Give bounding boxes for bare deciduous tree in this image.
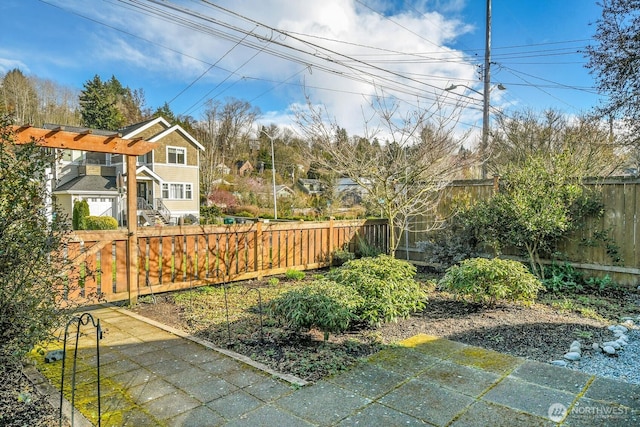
[295,95,470,254]
[488,109,622,177]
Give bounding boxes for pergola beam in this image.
[10,125,157,156]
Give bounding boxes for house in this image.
[50,117,204,226]
[297,178,324,195]
[336,177,370,206]
[274,185,295,198]
[235,160,254,176]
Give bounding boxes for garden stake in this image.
[223,282,234,347]
[59,312,102,427]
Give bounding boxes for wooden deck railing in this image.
[64,219,388,304]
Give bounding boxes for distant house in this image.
[51,116,204,226]
[297,178,324,195]
[235,160,254,176]
[215,163,231,175]
[336,177,370,206]
[274,185,295,198]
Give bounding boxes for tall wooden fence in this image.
[64,219,388,304]
[398,176,640,286]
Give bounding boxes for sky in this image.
[0,0,605,141]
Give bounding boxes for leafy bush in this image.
[326,255,426,326]
[285,269,305,281]
[0,124,74,369]
[267,277,280,286]
[542,261,584,293]
[85,216,118,230]
[332,248,355,266]
[439,257,543,306]
[543,261,616,294]
[72,199,90,230]
[200,205,223,224]
[267,280,363,340]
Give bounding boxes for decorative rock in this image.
[551,360,568,367]
[621,319,636,329]
[592,343,601,351]
[569,347,581,355]
[564,352,581,361]
[602,345,616,356]
[608,325,618,332]
[616,325,629,333]
[570,340,581,349]
[44,350,64,363]
[602,341,621,350]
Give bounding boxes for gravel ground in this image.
[566,328,640,384]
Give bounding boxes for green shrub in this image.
[200,205,223,224]
[439,257,543,306]
[285,269,305,281]
[0,127,73,369]
[332,248,355,266]
[267,277,280,286]
[72,199,90,230]
[267,280,363,340]
[85,216,118,230]
[542,261,584,294]
[326,255,427,326]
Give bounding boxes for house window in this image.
[167,147,186,165]
[162,183,192,200]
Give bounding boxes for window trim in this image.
[161,182,193,200]
[166,146,187,165]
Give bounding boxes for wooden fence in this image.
[64,219,388,304]
[398,176,640,286]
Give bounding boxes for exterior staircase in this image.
[137,197,171,226]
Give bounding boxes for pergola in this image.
[10,124,157,303]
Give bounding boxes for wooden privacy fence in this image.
[398,176,640,286]
[64,219,388,304]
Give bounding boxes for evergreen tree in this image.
[79,75,124,130]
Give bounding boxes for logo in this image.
[548,403,568,422]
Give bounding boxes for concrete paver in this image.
[37,305,640,426]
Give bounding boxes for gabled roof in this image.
[136,165,163,183]
[122,116,205,151]
[120,116,170,138]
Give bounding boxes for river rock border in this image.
[550,316,640,367]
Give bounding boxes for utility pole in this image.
[481,0,492,179]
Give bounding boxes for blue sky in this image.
[0,0,604,138]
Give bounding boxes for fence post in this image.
[492,174,500,193]
[126,155,138,306]
[255,220,263,279]
[328,217,335,266]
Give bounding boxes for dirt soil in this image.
[0,364,62,427]
[130,290,616,381]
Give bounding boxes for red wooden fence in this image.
[64,219,388,304]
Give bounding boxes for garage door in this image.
[87,197,115,216]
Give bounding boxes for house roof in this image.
[121,117,205,151]
[54,175,117,193]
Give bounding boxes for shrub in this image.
[332,248,355,266]
[72,199,90,230]
[200,205,223,224]
[285,269,305,281]
[85,216,118,230]
[439,257,543,306]
[326,255,427,326]
[267,280,363,340]
[267,277,280,286]
[226,204,259,217]
[542,261,584,294]
[0,124,74,370]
